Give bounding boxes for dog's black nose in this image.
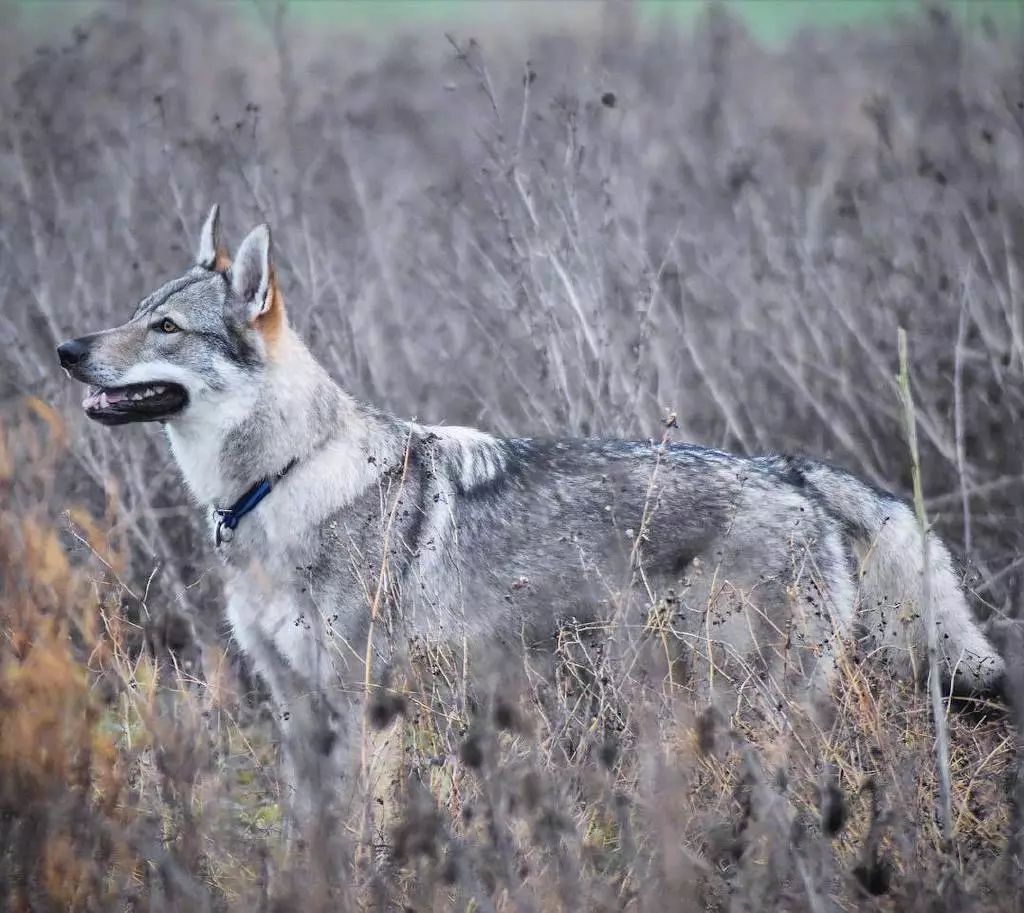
[57,338,88,368]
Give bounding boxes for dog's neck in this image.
[165,328,372,508]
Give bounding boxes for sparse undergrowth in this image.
[0,399,1020,911]
[3,1,1024,910]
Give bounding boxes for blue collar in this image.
[214,459,297,547]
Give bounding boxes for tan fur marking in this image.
[254,269,286,354]
[213,248,231,272]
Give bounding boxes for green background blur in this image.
[12,0,1024,46]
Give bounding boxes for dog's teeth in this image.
[98,392,109,408]
[154,385,165,394]
[131,393,143,401]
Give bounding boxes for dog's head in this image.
[57,206,287,426]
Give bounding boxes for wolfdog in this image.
[58,206,1004,822]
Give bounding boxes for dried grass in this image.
[2,2,1024,910]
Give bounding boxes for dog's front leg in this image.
[276,688,360,841]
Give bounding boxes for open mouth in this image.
[82,382,188,425]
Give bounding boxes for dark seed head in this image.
[368,693,405,730]
[598,737,618,770]
[368,700,390,730]
[459,733,484,769]
[601,91,617,108]
[820,774,846,837]
[774,766,788,793]
[853,858,891,896]
[313,727,338,757]
[440,851,460,885]
[493,698,518,732]
[147,612,194,657]
[391,785,443,863]
[520,770,543,811]
[695,705,718,756]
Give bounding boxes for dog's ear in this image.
[196,204,230,271]
[230,223,275,321]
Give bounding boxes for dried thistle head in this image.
[367,692,406,731]
[819,764,846,838]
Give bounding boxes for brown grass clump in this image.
[0,405,278,910]
[0,408,133,910]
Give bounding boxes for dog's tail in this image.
[763,456,1004,693]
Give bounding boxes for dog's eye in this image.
[156,318,180,334]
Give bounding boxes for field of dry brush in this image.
[2,2,1024,910]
